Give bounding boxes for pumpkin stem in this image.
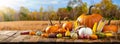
[64,17,70,21]
[48,16,53,26]
[87,5,94,15]
[108,17,113,25]
[59,16,61,24]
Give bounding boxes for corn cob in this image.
[74,20,79,31]
[92,22,98,34]
[97,19,106,32]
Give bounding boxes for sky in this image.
[0,0,119,11]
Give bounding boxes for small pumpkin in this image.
[41,33,49,37]
[29,31,36,35]
[45,26,59,33]
[62,21,73,31]
[54,17,62,28]
[55,16,67,33]
[45,17,59,33]
[102,18,118,33]
[90,34,98,40]
[55,16,63,28]
[76,5,102,29]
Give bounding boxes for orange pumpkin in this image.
[103,25,118,33]
[29,31,36,35]
[45,26,59,33]
[41,33,49,37]
[45,17,59,33]
[54,23,62,29]
[77,5,102,29]
[54,16,63,28]
[102,18,118,33]
[62,21,73,31]
[90,34,98,40]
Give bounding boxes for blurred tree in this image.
[2,7,16,21]
[67,0,88,20]
[50,11,58,20]
[74,2,88,20]
[0,11,4,21]
[31,11,38,20]
[67,6,72,12]
[95,0,119,20]
[39,6,44,20]
[48,6,58,20]
[42,11,49,20]
[57,8,70,20]
[19,6,30,20]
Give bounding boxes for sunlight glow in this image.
[0,0,16,7]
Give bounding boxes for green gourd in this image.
[70,32,78,39]
[56,33,62,38]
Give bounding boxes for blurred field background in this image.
[0,20,119,31]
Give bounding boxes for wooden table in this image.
[0,30,120,43]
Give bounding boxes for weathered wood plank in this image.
[3,30,35,42]
[23,35,40,42]
[74,39,86,42]
[38,37,56,42]
[5,31,18,36]
[0,31,17,42]
[64,39,74,42]
[3,31,20,42]
[10,35,29,42]
[0,35,9,42]
[0,31,12,35]
[0,30,120,42]
[9,31,32,42]
[56,38,65,42]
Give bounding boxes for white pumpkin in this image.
[78,27,93,36]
